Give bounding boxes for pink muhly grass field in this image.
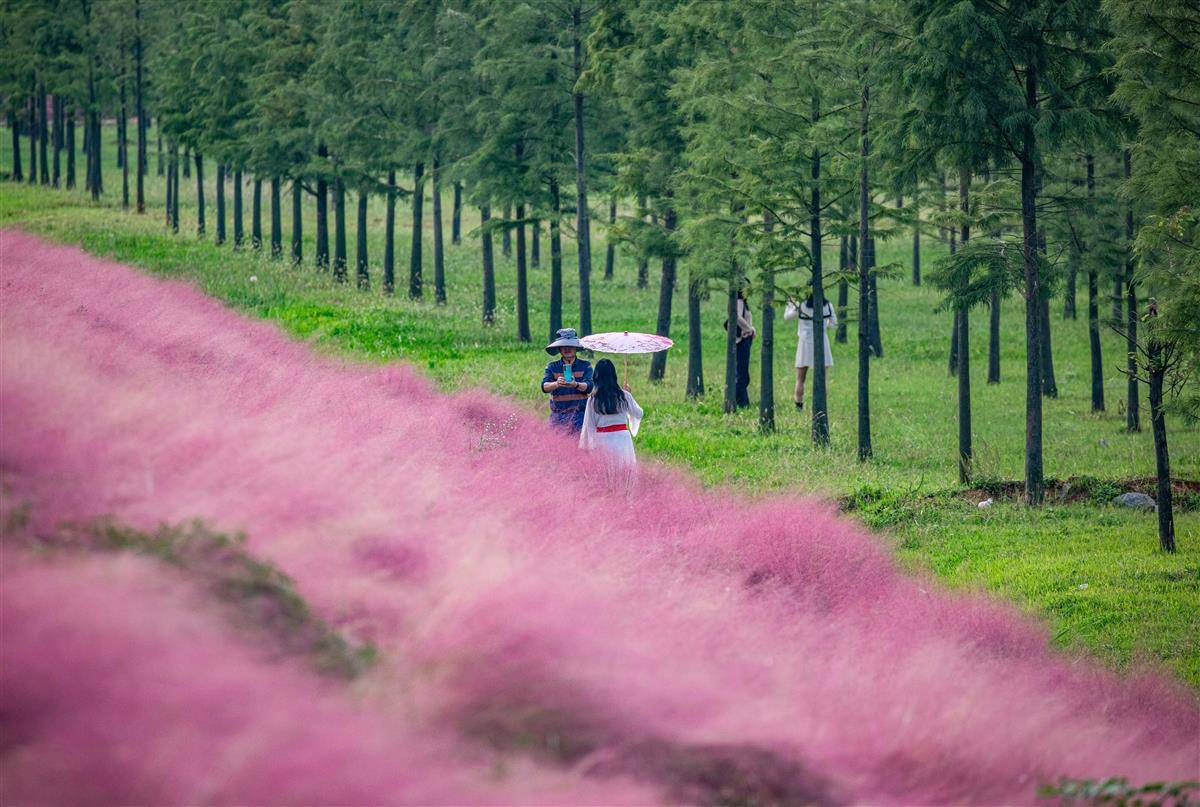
[1,229,1197,804]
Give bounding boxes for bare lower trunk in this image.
[548,182,562,338]
[1021,64,1044,505]
[1147,334,1175,552]
[649,204,677,382]
[433,158,446,304]
[383,169,395,292]
[195,153,205,236]
[233,169,244,248]
[215,164,226,244]
[333,180,346,281]
[956,169,972,483]
[356,190,369,289]
[481,204,496,324]
[1124,149,1139,432]
[515,201,530,341]
[759,211,775,432]
[856,85,872,461]
[291,179,301,265]
[409,162,424,299]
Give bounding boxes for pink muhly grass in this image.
[1,230,1197,804]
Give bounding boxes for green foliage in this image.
[1039,776,1199,807]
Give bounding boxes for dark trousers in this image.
[735,335,753,408]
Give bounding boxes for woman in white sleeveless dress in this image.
[579,358,643,467]
[784,294,837,410]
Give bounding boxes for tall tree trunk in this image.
[912,199,921,285]
[502,203,512,257]
[1063,251,1077,319]
[409,161,424,299]
[1037,229,1058,398]
[856,84,873,461]
[451,181,462,245]
[156,117,163,176]
[90,104,101,197]
[215,164,226,244]
[723,275,739,414]
[170,146,179,232]
[949,310,961,376]
[38,84,48,185]
[1021,64,1044,505]
[28,91,37,187]
[333,179,347,281]
[383,169,395,291]
[290,179,301,265]
[316,173,330,263]
[1123,149,1139,432]
[164,145,173,227]
[480,203,496,324]
[572,1,593,335]
[269,176,282,258]
[836,235,849,344]
[549,182,562,339]
[649,204,677,381]
[432,157,446,304]
[957,169,972,483]
[9,108,22,181]
[65,103,74,188]
[531,218,541,268]
[119,62,129,207]
[1085,155,1104,411]
[233,168,244,248]
[51,94,61,186]
[686,272,704,398]
[356,189,369,289]
[135,0,145,212]
[1147,326,1175,553]
[987,290,1001,383]
[810,140,829,446]
[759,211,775,432]
[252,178,263,250]
[515,200,530,341]
[866,236,882,358]
[315,145,328,268]
[194,153,205,236]
[604,196,616,280]
[636,194,649,289]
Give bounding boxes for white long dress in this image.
[579,391,643,466]
[784,300,837,368]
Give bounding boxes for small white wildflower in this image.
[978,498,993,508]
[1077,583,1089,590]
[249,275,258,283]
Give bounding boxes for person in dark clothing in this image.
[734,289,756,408]
[540,328,594,433]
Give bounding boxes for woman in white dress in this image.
[579,358,643,467]
[784,294,837,411]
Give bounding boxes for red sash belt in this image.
[596,423,628,433]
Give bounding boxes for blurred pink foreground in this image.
[1,230,1196,805]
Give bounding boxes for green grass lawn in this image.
[2,126,1197,690]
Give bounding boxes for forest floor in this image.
[1,127,1197,690]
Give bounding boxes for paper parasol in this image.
[580,331,674,354]
[580,332,673,378]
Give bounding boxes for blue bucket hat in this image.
[546,327,585,355]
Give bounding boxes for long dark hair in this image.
[592,358,625,415]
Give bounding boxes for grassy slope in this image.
[2,128,1196,689]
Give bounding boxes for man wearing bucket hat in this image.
[541,328,594,433]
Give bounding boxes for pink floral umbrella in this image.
[581,331,673,379]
